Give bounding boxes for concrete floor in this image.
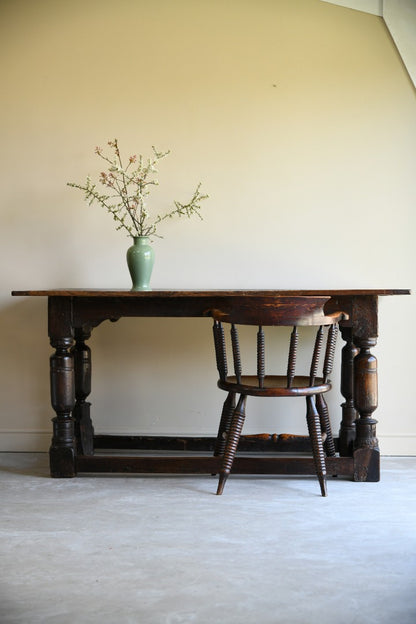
[1,454,416,624]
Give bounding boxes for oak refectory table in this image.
[11,289,410,480]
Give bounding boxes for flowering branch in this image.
[67,139,208,238]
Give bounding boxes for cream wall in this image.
[1,0,415,454]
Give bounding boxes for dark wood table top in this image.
[11,288,411,297]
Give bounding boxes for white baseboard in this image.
[1,430,415,456]
[0,431,51,452]
[378,435,416,456]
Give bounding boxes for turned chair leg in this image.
[306,395,327,497]
[315,393,336,457]
[217,395,247,495]
[214,392,236,457]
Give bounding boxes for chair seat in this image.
[218,375,331,397]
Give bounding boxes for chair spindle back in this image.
[213,320,339,388]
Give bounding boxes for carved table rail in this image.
[11,289,410,481]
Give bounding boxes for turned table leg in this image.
[72,328,94,456]
[48,296,77,477]
[353,336,379,481]
[49,336,76,477]
[339,326,358,457]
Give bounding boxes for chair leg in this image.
[306,395,327,497]
[217,394,247,495]
[315,393,336,457]
[213,392,236,457]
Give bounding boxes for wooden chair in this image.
[211,298,346,497]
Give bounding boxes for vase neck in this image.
[133,236,150,244]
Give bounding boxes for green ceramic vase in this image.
[126,236,155,291]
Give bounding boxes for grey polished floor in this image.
[1,453,416,624]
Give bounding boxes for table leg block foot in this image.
[353,447,380,482]
[73,402,94,456]
[49,446,77,478]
